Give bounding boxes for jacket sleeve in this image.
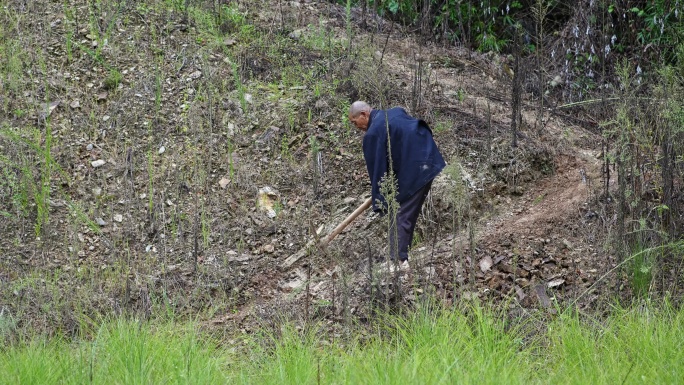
[363,132,389,213]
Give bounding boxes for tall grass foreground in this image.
[1,303,683,384]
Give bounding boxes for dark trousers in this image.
[389,180,433,261]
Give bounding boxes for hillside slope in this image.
[1,0,618,336]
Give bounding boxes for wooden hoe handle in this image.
[280,197,373,269]
[321,197,373,246]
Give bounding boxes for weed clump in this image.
[103,69,122,90]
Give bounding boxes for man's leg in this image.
[389,181,433,262]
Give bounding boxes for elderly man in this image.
[349,101,445,269]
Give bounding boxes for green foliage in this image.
[0,124,54,237]
[103,68,122,90]
[616,1,684,61]
[302,20,337,51]
[627,242,655,297]
[227,139,235,182]
[187,1,251,43]
[147,148,154,213]
[0,38,25,95]
[201,204,210,248]
[599,49,684,300]
[280,134,292,161]
[432,120,449,133]
[332,0,531,52]
[442,162,469,214]
[220,3,247,27]
[383,0,418,20]
[232,61,247,112]
[0,143,27,215]
[85,0,122,62]
[155,59,164,114]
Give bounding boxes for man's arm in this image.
[363,132,388,213]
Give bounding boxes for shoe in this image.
[378,260,410,274]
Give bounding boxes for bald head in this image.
[349,101,371,117]
[349,101,372,131]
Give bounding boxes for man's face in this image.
[349,111,369,132]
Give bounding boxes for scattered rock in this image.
[224,122,236,136]
[281,278,303,291]
[562,239,573,249]
[91,159,106,168]
[514,285,526,300]
[95,217,106,226]
[228,252,251,263]
[479,255,493,273]
[48,199,66,208]
[39,101,60,119]
[257,186,280,218]
[533,284,552,308]
[113,214,123,223]
[289,29,304,39]
[511,186,525,196]
[314,99,328,110]
[343,197,356,204]
[219,177,230,189]
[488,275,503,289]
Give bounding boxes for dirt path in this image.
[377,37,604,255]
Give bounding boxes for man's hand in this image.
[365,211,382,225]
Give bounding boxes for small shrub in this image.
[103,69,122,90]
[628,244,654,297]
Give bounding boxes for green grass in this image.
[2,304,683,384]
[543,304,684,384]
[0,320,228,384]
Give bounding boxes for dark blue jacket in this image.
[363,107,446,212]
